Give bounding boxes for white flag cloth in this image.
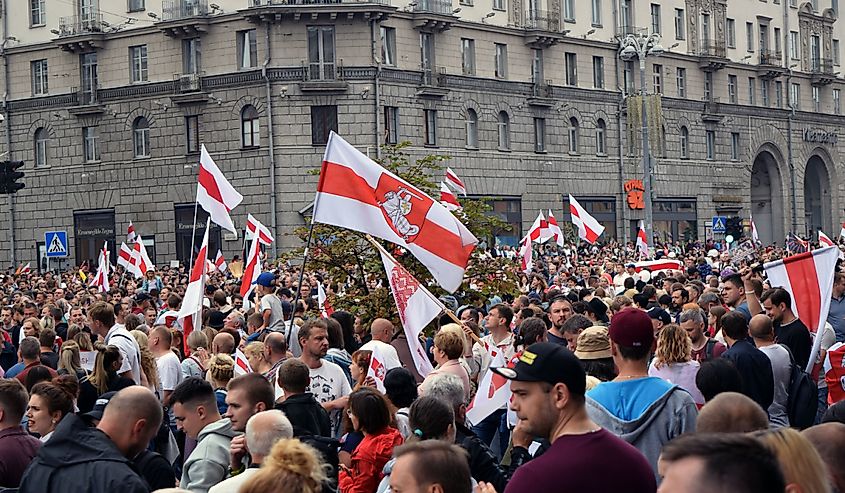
[317,283,334,318]
[127,221,137,243]
[214,250,227,273]
[313,132,477,293]
[634,259,683,274]
[155,309,181,329]
[568,194,605,244]
[466,341,509,426]
[366,343,389,393]
[547,210,564,247]
[240,234,262,298]
[518,236,533,274]
[246,213,274,245]
[178,219,211,353]
[439,182,461,211]
[840,222,845,239]
[751,215,760,243]
[819,230,835,248]
[764,246,839,373]
[527,212,552,243]
[377,246,437,378]
[636,220,649,258]
[445,167,467,196]
[133,239,155,276]
[234,348,253,376]
[197,145,243,234]
[90,243,110,293]
[118,242,139,277]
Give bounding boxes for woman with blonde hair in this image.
[77,343,134,413]
[57,340,89,384]
[22,317,42,338]
[131,330,160,396]
[648,323,704,406]
[239,438,326,493]
[243,341,272,375]
[207,353,234,414]
[67,325,93,351]
[755,428,832,493]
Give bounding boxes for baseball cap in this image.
[647,306,671,325]
[83,391,117,422]
[134,292,152,303]
[255,272,276,287]
[626,263,636,268]
[574,326,612,360]
[493,342,586,397]
[608,307,655,348]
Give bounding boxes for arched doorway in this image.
[751,150,784,244]
[804,155,832,236]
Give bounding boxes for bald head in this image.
[245,410,293,461]
[213,332,235,355]
[371,318,395,343]
[264,332,287,362]
[98,386,163,458]
[802,423,845,493]
[696,392,769,433]
[748,314,775,341]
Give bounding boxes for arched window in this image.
[595,119,606,155]
[497,111,510,150]
[132,117,150,158]
[465,108,479,148]
[568,117,579,153]
[241,105,260,148]
[34,127,49,166]
[680,126,689,159]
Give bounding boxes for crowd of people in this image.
[0,237,844,493]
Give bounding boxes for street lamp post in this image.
[619,32,664,252]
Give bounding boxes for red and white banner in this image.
[547,210,564,247]
[317,282,334,318]
[366,343,389,393]
[568,194,605,244]
[178,219,211,355]
[15,263,31,276]
[824,342,845,404]
[197,145,243,234]
[378,246,437,378]
[89,243,110,293]
[636,220,649,258]
[466,341,509,425]
[234,348,253,376]
[764,246,839,372]
[518,236,533,273]
[118,242,136,275]
[246,213,274,246]
[444,167,467,196]
[214,250,227,273]
[634,259,683,274]
[155,309,181,329]
[133,240,154,276]
[240,234,262,298]
[127,221,137,243]
[439,182,461,211]
[819,230,835,248]
[527,212,552,244]
[313,132,477,293]
[751,215,760,243]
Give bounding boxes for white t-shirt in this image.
[156,351,184,392]
[105,325,142,385]
[358,340,401,370]
[308,359,352,404]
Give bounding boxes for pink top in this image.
[421,359,471,402]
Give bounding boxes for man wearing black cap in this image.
[585,308,697,479]
[494,342,655,493]
[646,306,671,336]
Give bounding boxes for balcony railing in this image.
[421,66,446,86]
[616,25,647,38]
[162,0,209,21]
[414,0,454,15]
[699,39,726,58]
[532,79,553,98]
[58,13,104,36]
[524,10,560,32]
[251,0,387,4]
[174,73,203,92]
[72,86,99,105]
[811,57,834,74]
[759,49,782,66]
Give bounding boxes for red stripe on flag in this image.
[198,165,230,211]
[783,251,822,333]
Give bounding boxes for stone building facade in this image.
[1,0,844,268]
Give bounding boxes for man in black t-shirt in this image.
[761,287,812,370]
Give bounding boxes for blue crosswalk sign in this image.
[712,216,727,234]
[45,231,68,258]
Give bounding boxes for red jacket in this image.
[339,427,403,493]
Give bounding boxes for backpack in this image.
[703,339,718,361]
[299,435,340,493]
[786,349,818,429]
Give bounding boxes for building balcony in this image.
[528,79,555,107]
[171,72,210,104]
[522,11,563,48]
[697,39,727,71]
[810,58,836,86]
[158,0,210,37]
[412,0,456,31]
[244,0,394,23]
[67,86,105,116]
[701,97,723,122]
[615,25,648,39]
[757,50,786,80]
[299,61,350,92]
[417,66,449,97]
[55,14,106,52]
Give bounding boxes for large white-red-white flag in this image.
[518,236,533,273]
[377,244,437,377]
[440,182,461,212]
[764,246,839,373]
[634,259,683,274]
[240,233,261,298]
[214,250,227,273]
[819,230,835,248]
[178,219,210,355]
[234,348,253,376]
[750,214,760,243]
[568,194,605,244]
[547,210,564,247]
[133,240,154,276]
[636,220,649,258]
[466,341,510,425]
[317,282,334,318]
[444,167,467,196]
[197,145,243,234]
[527,212,552,244]
[313,132,477,293]
[90,243,110,293]
[118,242,137,276]
[127,221,138,243]
[246,213,274,246]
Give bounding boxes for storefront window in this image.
[175,205,221,267]
[74,209,116,267]
[651,199,697,243]
[473,197,522,248]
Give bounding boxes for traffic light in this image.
[0,160,25,194]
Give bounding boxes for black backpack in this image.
[299,435,340,493]
[786,349,818,429]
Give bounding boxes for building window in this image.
[421,33,436,84]
[495,43,508,79]
[730,132,740,160]
[762,80,770,106]
[174,206,220,266]
[680,126,689,159]
[705,129,715,160]
[652,64,663,94]
[185,116,199,153]
[381,27,396,66]
[650,4,661,34]
[128,0,145,12]
[424,109,437,146]
[132,117,150,158]
[129,45,148,83]
[534,117,546,152]
[748,77,756,105]
[307,26,336,80]
[623,60,634,93]
[568,117,579,153]
[237,29,258,69]
[676,67,686,97]
[182,38,201,74]
[80,52,98,105]
[83,126,98,162]
[726,19,736,48]
[30,0,45,26]
[461,38,476,76]
[493,0,506,10]
[563,0,575,21]
[311,105,338,145]
[746,22,754,51]
[591,0,602,26]
[565,52,577,85]
[834,88,841,114]
[531,49,544,84]
[241,105,260,148]
[592,56,604,88]
[31,60,48,96]
[595,119,606,155]
[790,31,799,59]
[790,82,800,109]
[728,74,737,103]
[497,111,510,150]
[384,106,399,144]
[465,109,479,148]
[775,81,783,107]
[566,198,619,241]
[674,8,685,40]
[774,27,782,54]
[834,39,841,65]
[34,128,48,167]
[812,86,820,112]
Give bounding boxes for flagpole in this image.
[290,197,321,334]
[188,195,199,271]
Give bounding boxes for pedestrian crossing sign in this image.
[45,231,68,258]
[712,216,727,234]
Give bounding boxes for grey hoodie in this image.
[181,418,238,493]
[586,385,697,478]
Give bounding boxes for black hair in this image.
[581,358,617,382]
[695,358,743,402]
[170,377,216,409]
[409,396,454,441]
[384,368,418,409]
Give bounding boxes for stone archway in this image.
[751,150,785,244]
[804,155,832,236]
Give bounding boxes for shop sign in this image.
[624,179,645,210]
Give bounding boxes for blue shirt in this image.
[5,362,25,378]
[828,295,845,343]
[586,377,674,421]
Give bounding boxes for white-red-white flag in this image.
[317,282,334,318]
[518,236,533,274]
[234,348,253,376]
[17,263,31,276]
[750,214,760,243]
[634,259,683,274]
[377,246,438,378]
[366,343,389,393]
[240,233,261,298]
[466,341,509,425]
[197,145,243,234]
[764,246,839,373]
[568,195,605,244]
[246,213,274,246]
[313,132,477,293]
[444,167,467,196]
[89,243,110,293]
[526,212,552,244]
[547,210,564,247]
[823,342,845,404]
[127,221,137,243]
[178,219,210,355]
[118,242,136,275]
[133,239,154,276]
[819,230,835,248]
[636,220,649,258]
[440,182,461,211]
[214,249,227,273]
